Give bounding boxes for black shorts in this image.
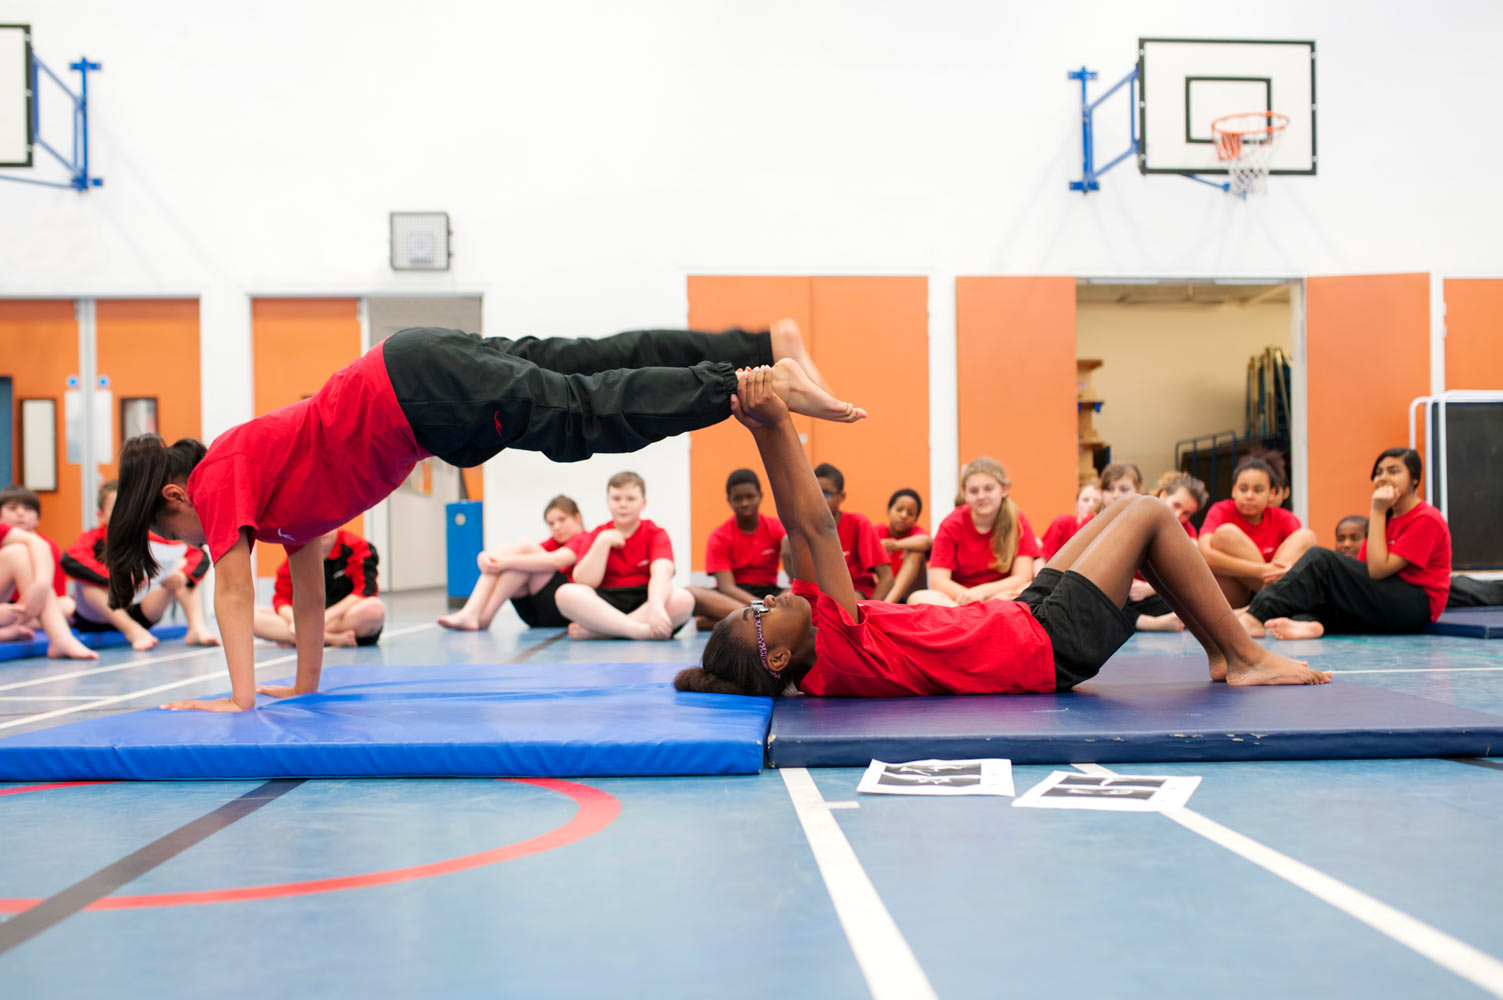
[355,627,383,647]
[71,604,155,633]
[1124,592,1172,620]
[510,571,570,629]
[596,586,651,615]
[1015,568,1135,690]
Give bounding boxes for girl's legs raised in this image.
[1070,498,1328,685]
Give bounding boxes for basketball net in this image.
[1212,112,1290,197]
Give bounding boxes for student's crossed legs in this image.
[1045,496,1328,685]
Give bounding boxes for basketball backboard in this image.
[0,24,32,167]
[1138,38,1316,176]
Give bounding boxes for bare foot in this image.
[48,636,99,660]
[184,629,221,647]
[128,630,160,652]
[757,359,867,423]
[324,630,358,647]
[1136,612,1185,633]
[1236,611,1266,638]
[1265,617,1326,640]
[1208,652,1228,683]
[437,612,484,631]
[1226,648,1331,686]
[768,318,831,392]
[0,623,34,643]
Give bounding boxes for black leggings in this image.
[1247,546,1432,634]
[383,327,773,467]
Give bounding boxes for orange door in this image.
[806,276,929,533]
[686,278,813,572]
[955,277,1077,533]
[1305,274,1430,546]
[250,298,364,576]
[1444,279,1503,391]
[0,301,81,545]
[96,299,202,502]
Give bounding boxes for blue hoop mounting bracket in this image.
[0,47,104,193]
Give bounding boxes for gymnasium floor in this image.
[1,591,1501,999]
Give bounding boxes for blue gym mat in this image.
[0,623,188,662]
[1427,607,1503,639]
[0,662,772,780]
[766,655,1503,767]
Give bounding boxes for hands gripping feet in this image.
[737,359,867,423]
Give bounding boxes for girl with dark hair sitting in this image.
[1239,448,1452,640]
[675,369,1329,700]
[106,322,864,712]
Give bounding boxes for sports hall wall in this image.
[3,1,1501,581]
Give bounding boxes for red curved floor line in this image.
[0,777,619,912]
[0,781,114,797]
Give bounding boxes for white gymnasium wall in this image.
[3,0,1500,577]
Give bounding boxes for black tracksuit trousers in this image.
[1247,546,1432,634]
[383,326,773,467]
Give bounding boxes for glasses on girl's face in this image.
[749,599,777,676]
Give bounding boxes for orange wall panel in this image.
[686,277,813,572]
[250,298,363,575]
[807,276,929,531]
[955,277,1077,532]
[96,299,202,496]
[1305,274,1430,546]
[1444,279,1503,391]
[0,301,81,546]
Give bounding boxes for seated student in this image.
[908,457,1040,606]
[64,479,218,650]
[1040,481,1103,562]
[802,463,892,601]
[0,519,95,658]
[687,469,787,630]
[1197,456,1317,607]
[674,368,1328,699]
[554,471,694,640]
[1333,515,1368,558]
[0,486,75,623]
[1241,448,1452,639]
[439,495,588,631]
[254,528,386,647]
[1098,462,1142,505]
[875,488,931,604]
[1120,473,1209,632]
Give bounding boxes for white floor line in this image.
[1073,763,1503,997]
[0,622,440,731]
[0,695,114,701]
[1334,666,1503,675]
[0,646,222,693]
[780,768,937,1000]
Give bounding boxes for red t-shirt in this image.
[1199,500,1301,562]
[1040,514,1090,561]
[705,514,786,588]
[874,523,930,575]
[541,535,589,582]
[188,340,430,564]
[272,529,379,611]
[792,579,1055,697]
[929,506,1042,588]
[578,519,674,589]
[1358,501,1453,621]
[835,511,888,598]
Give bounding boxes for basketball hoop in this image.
[1211,111,1289,197]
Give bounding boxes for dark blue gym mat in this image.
[766,655,1503,766]
[0,662,773,779]
[0,623,188,662]
[1426,607,1503,639]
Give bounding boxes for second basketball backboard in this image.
[1138,38,1316,176]
[0,24,32,167]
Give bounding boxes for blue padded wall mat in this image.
[1427,608,1503,639]
[767,655,1503,767]
[0,624,188,662]
[0,662,773,780]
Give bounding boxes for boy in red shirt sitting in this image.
[687,468,787,630]
[0,486,75,623]
[676,369,1328,698]
[255,528,386,646]
[812,462,891,600]
[554,471,694,640]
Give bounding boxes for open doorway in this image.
[1075,279,1295,527]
